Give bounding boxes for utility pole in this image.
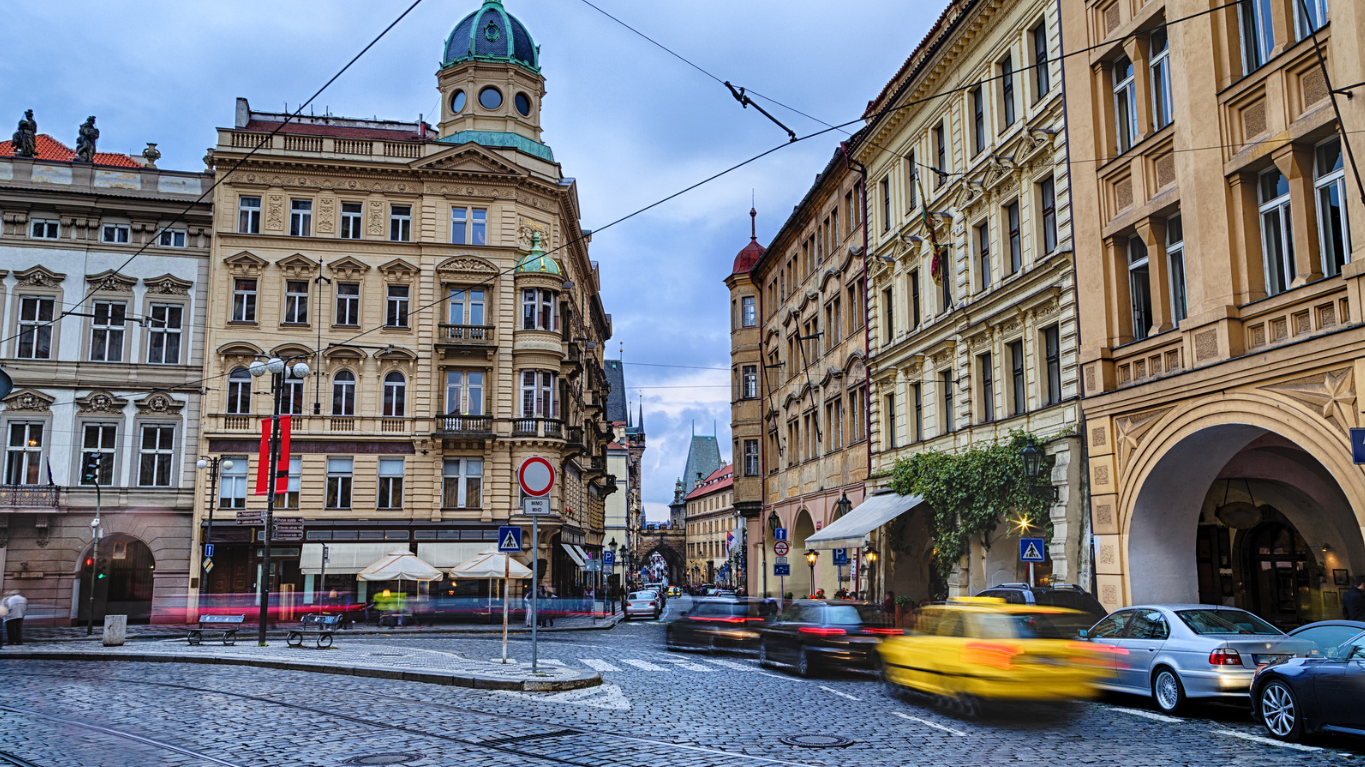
[83,453,102,636]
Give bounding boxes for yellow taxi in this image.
[877,598,1112,714]
[667,586,682,598]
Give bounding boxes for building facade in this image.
[191,0,616,614]
[0,128,212,624]
[1061,0,1365,625]
[602,357,646,595]
[684,464,740,588]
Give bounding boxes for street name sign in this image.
[773,540,790,557]
[518,456,556,497]
[1019,538,1046,562]
[773,563,791,576]
[773,527,787,542]
[522,497,550,516]
[273,516,305,542]
[236,510,264,526]
[497,526,523,553]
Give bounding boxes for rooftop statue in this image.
[11,110,36,158]
[74,116,99,163]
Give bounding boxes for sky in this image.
[0,0,938,521]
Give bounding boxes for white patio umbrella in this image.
[452,548,532,663]
[357,549,443,624]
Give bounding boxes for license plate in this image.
[1253,654,1287,665]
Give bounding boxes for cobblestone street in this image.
[2,612,1362,767]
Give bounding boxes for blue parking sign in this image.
[831,548,848,565]
[497,526,523,553]
[774,527,787,541]
[603,550,614,566]
[773,563,791,576]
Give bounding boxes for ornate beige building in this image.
[684,464,739,588]
[1063,0,1365,625]
[191,0,615,612]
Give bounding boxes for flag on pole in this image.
[255,415,292,494]
[918,179,948,286]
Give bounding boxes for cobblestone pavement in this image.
[1,605,1363,766]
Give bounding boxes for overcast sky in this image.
[1,0,937,521]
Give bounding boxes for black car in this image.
[758,600,897,677]
[665,597,774,652]
[1252,622,1365,741]
[1287,620,1365,656]
[976,583,1108,626]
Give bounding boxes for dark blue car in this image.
[1251,620,1365,742]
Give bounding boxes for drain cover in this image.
[779,734,854,748]
[343,754,420,766]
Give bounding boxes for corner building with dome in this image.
[190,0,617,613]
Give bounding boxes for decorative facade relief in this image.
[1262,368,1356,434]
[1113,407,1173,473]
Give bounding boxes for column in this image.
[1136,218,1172,335]
[1274,144,1324,287]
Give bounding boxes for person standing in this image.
[1343,575,1365,621]
[3,591,26,645]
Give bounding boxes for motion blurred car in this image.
[758,600,897,676]
[665,597,775,652]
[976,583,1107,626]
[1078,605,1312,715]
[1252,625,1365,741]
[879,599,1110,715]
[667,586,682,598]
[624,590,662,621]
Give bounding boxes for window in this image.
[451,208,467,244]
[449,289,486,326]
[138,424,175,487]
[335,283,359,326]
[912,382,923,442]
[741,296,757,328]
[220,456,248,509]
[5,423,43,485]
[1113,56,1138,154]
[934,124,947,188]
[1239,0,1275,73]
[832,209,840,246]
[16,295,54,359]
[881,177,891,232]
[283,280,309,324]
[849,385,866,442]
[1128,236,1153,340]
[743,439,760,477]
[883,394,897,449]
[232,278,257,323]
[1150,29,1173,130]
[377,459,404,510]
[1006,201,1022,275]
[737,365,758,400]
[881,287,894,345]
[29,219,59,239]
[1032,22,1051,100]
[289,199,312,237]
[442,458,483,508]
[941,370,955,434]
[940,262,953,313]
[238,197,261,234]
[226,367,252,414]
[905,153,918,210]
[89,300,125,362]
[445,370,485,415]
[470,208,488,245]
[341,202,363,239]
[520,371,557,417]
[1044,325,1061,406]
[971,86,986,155]
[979,353,994,423]
[909,269,921,330]
[976,221,991,290]
[80,424,116,486]
[1000,54,1016,129]
[325,457,353,509]
[1167,216,1188,323]
[1009,340,1026,416]
[389,204,411,242]
[331,370,357,416]
[386,285,409,327]
[1039,177,1057,254]
[282,377,305,416]
[102,224,130,244]
[1259,167,1295,296]
[1316,138,1350,277]
[521,288,558,331]
[382,372,406,417]
[158,229,186,248]
[1296,0,1329,39]
[274,456,301,509]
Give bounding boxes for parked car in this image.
[667,586,682,598]
[1078,605,1313,714]
[625,590,662,621]
[1252,625,1365,741]
[665,597,774,652]
[1286,620,1365,657]
[758,600,897,676]
[976,583,1108,626]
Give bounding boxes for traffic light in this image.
[84,556,94,570]
[82,453,102,484]
[96,558,109,580]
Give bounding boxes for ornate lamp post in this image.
[765,510,780,598]
[863,546,878,602]
[194,456,233,614]
[1020,442,1059,501]
[804,549,819,598]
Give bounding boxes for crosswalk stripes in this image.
[699,658,758,672]
[658,658,715,672]
[621,659,670,671]
[578,658,622,672]
[538,659,566,666]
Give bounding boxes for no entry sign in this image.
[773,540,790,557]
[518,456,556,497]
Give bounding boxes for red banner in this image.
[254,416,292,495]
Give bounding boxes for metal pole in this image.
[1029,561,1035,589]
[531,514,539,673]
[257,373,283,645]
[200,458,218,617]
[319,544,328,610]
[86,481,101,636]
[761,531,767,598]
[501,553,509,663]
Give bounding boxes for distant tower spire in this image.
[638,400,645,433]
[750,200,757,242]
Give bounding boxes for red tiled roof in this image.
[241,120,430,142]
[0,134,142,168]
[685,465,734,500]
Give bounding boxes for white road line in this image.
[892,711,967,737]
[579,658,621,673]
[1110,706,1183,723]
[621,659,670,671]
[819,685,861,701]
[659,658,716,672]
[703,658,759,672]
[1214,729,1323,752]
[538,659,565,666]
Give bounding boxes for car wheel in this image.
[1152,667,1186,715]
[1259,681,1304,742]
[758,641,772,668]
[796,646,813,677]
[880,666,903,700]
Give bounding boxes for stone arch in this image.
[790,508,817,597]
[640,540,685,585]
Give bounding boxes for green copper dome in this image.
[442,0,540,73]
[515,232,561,275]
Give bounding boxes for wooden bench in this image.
[286,613,342,649]
[188,614,245,646]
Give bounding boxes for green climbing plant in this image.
[885,431,1053,586]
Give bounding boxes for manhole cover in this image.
[779,735,854,748]
[343,754,420,765]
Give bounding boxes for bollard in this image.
[102,614,127,646]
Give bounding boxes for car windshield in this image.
[629,592,656,601]
[1292,625,1365,654]
[1177,609,1282,635]
[825,605,880,625]
[974,611,1083,640]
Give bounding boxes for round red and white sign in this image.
[518,456,556,497]
[773,541,790,557]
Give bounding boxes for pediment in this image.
[2,388,54,413]
[379,258,420,279]
[86,269,137,293]
[218,340,265,357]
[136,392,184,416]
[76,390,128,415]
[270,343,314,360]
[323,346,366,360]
[376,346,417,361]
[276,253,319,277]
[143,274,192,296]
[413,144,524,176]
[327,256,371,280]
[436,255,499,283]
[14,265,65,288]
[224,250,268,274]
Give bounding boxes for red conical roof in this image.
[731,206,765,274]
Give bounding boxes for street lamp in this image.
[862,546,877,601]
[804,549,819,597]
[1019,442,1059,501]
[194,456,233,614]
[834,492,852,518]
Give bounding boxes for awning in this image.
[301,543,401,575]
[569,544,592,569]
[451,549,533,580]
[561,542,586,568]
[357,550,443,582]
[417,542,495,569]
[803,490,926,550]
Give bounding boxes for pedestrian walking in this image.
[1343,575,1365,621]
[522,589,534,628]
[3,591,26,645]
[0,600,8,649]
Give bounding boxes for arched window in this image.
[332,370,356,416]
[226,367,251,414]
[383,371,406,417]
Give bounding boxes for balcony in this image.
[207,413,418,436]
[436,324,495,345]
[565,425,586,451]
[511,418,565,439]
[435,414,494,438]
[0,485,60,509]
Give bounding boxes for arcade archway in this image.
[78,535,155,625]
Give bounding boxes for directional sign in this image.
[1020,538,1046,563]
[202,558,213,573]
[522,497,550,516]
[518,456,556,497]
[497,525,523,553]
[273,516,304,542]
[773,527,787,542]
[204,543,214,558]
[773,563,791,576]
[773,540,790,557]
[586,558,601,572]
[236,510,264,526]
[1353,428,1365,464]
[774,556,788,565]
[831,548,849,565]
[603,551,615,566]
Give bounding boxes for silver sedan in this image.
[1079,604,1313,715]
[625,590,662,621]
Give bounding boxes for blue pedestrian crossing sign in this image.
[773,563,791,576]
[603,550,614,566]
[497,526,523,553]
[1352,428,1365,464]
[1019,538,1046,563]
[831,548,849,565]
[774,527,787,542]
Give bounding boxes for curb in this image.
[0,650,600,692]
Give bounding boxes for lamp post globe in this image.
[248,360,268,377]
[291,361,310,378]
[222,459,233,471]
[196,458,207,470]
[265,357,286,375]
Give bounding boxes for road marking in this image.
[1110,706,1183,723]
[621,659,670,671]
[493,683,632,710]
[658,658,715,672]
[538,659,565,666]
[892,711,968,737]
[1213,729,1323,752]
[819,685,861,701]
[703,658,759,672]
[579,658,621,673]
